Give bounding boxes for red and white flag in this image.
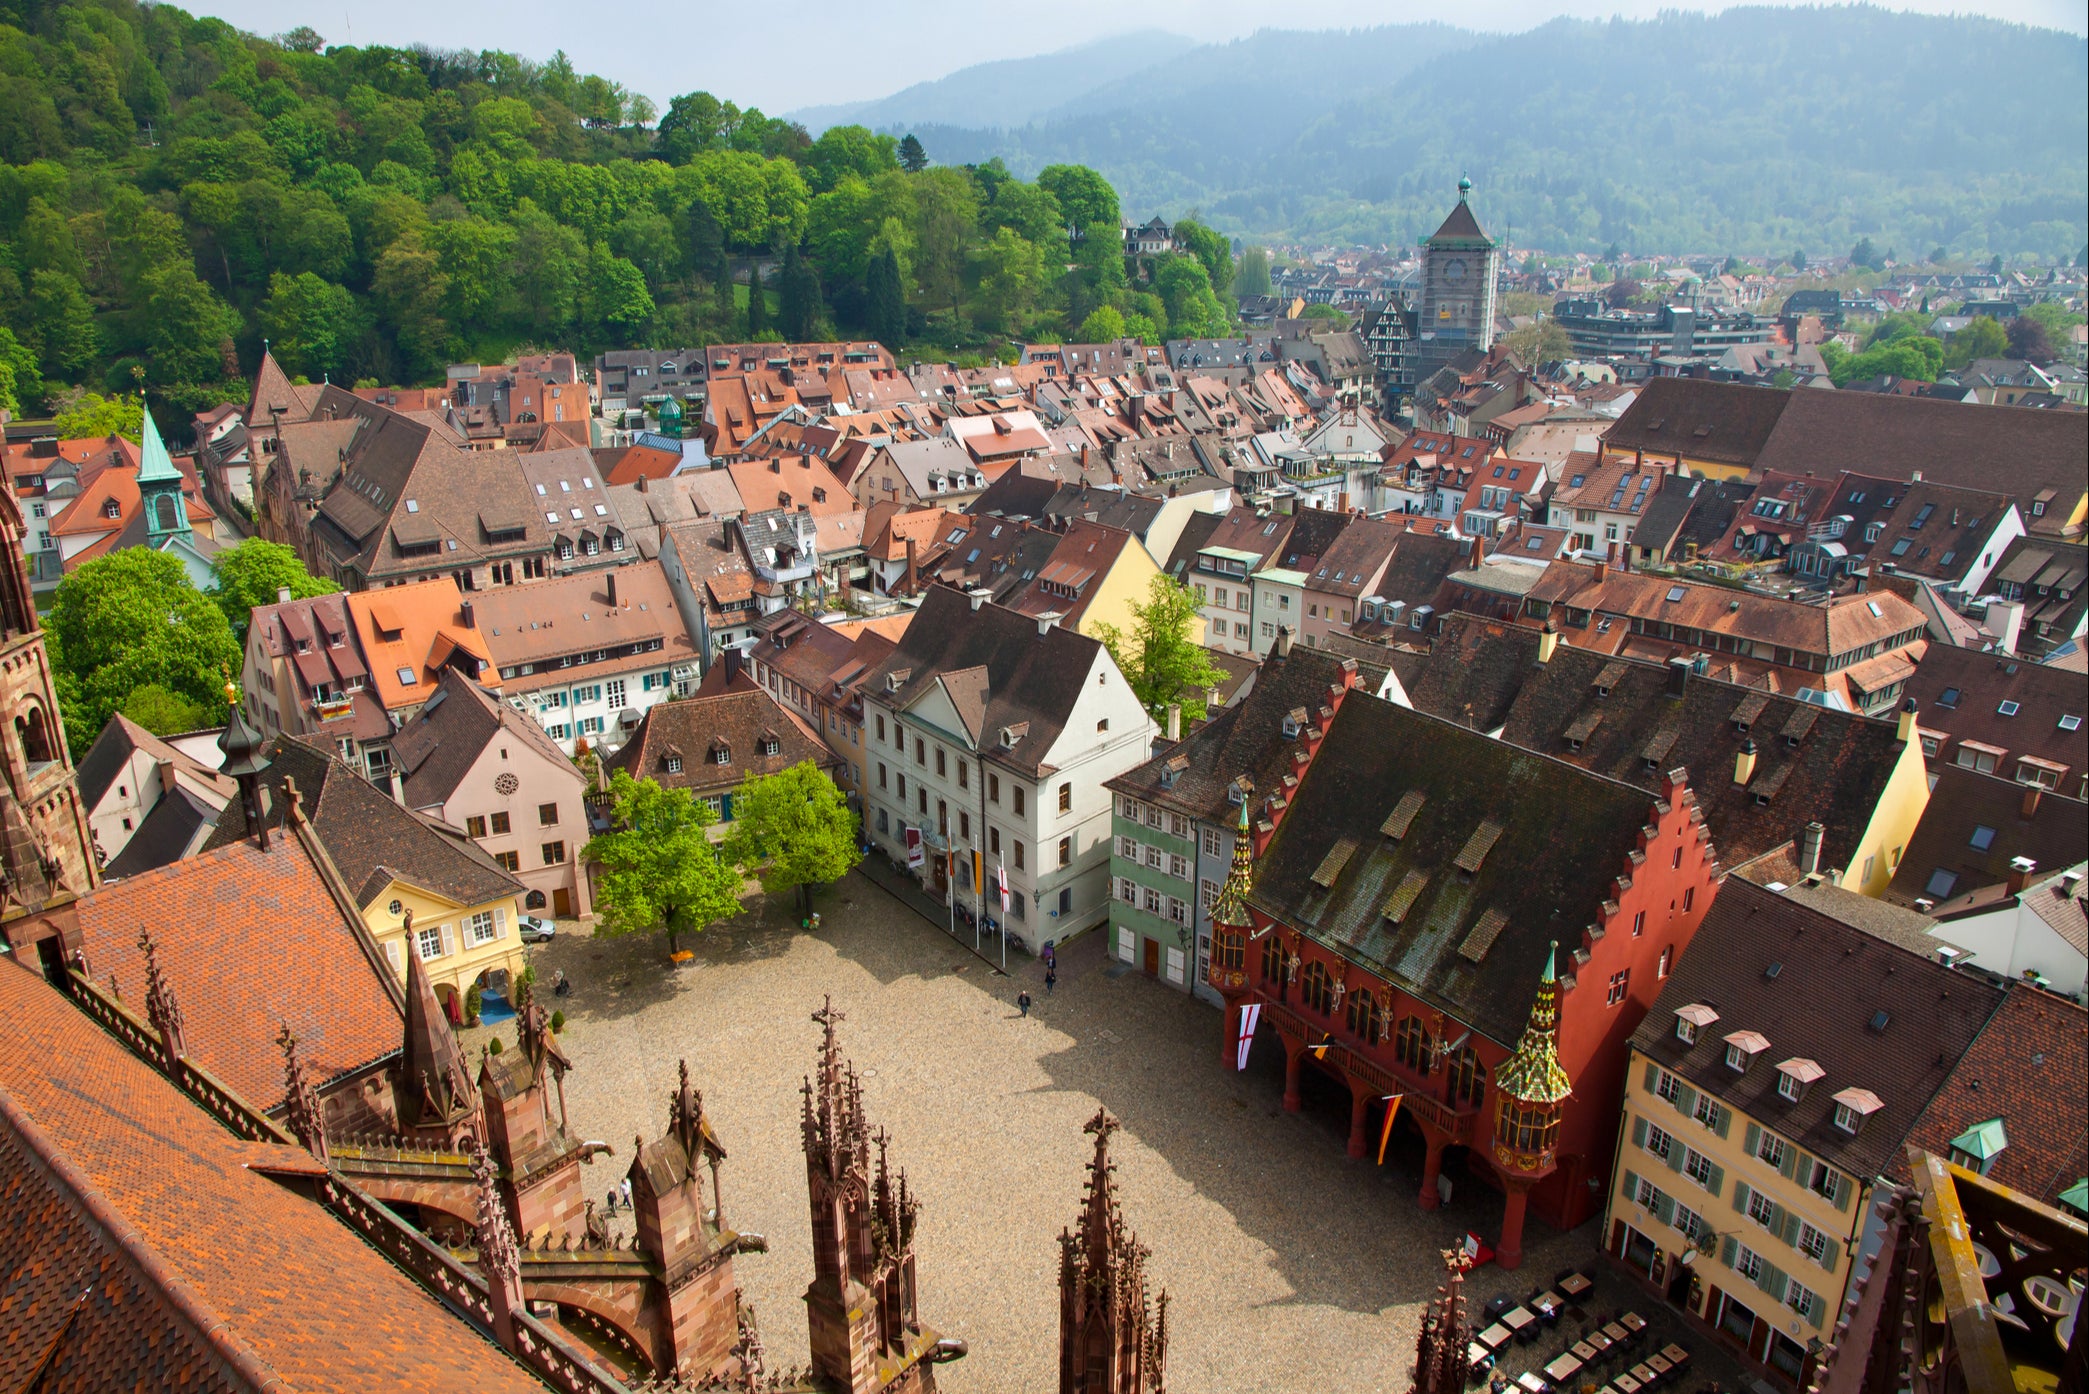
[1234,1002,1262,1071]
[996,863,1010,913]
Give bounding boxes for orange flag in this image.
[1376,1094,1405,1165]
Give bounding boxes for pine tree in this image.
[713,249,734,313]
[866,246,906,346]
[898,134,928,173]
[745,264,768,337]
[779,244,821,341]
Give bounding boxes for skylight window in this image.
[405,499,420,513]
[2061,715,2083,732]
[1997,700,2019,716]
[1665,587,1686,602]
[1968,825,1997,852]
[1866,600,1883,617]
[1938,687,1961,708]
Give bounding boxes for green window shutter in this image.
[1666,1141,1686,1174]
[1745,1122,1761,1156]
[1634,1116,1649,1149]
[1732,1179,1751,1215]
[1720,1235,1737,1268]
[1643,1061,1659,1094]
[1778,1145,1798,1181]
[1780,1210,1801,1247]
[1655,1193,1676,1227]
[1705,1163,1724,1200]
[1832,1171,1853,1212]
[1821,1236,1841,1271]
[1713,1103,1731,1139]
[1762,1263,1789,1302]
[1624,1168,1641,1202]
[1676,1082,1697,1118]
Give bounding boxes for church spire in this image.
[1208,796,1257,931]
[395,921,481,1142]
[1059,1107,1167,1394]
[136,407,192,548]
[1496,942,1572,1106]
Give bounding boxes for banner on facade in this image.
[1376,1094,1405,1165]
[973,849,983,895]
[996,863,1010,913]
[904,826,924,869]
[1234,1002,1262,1071]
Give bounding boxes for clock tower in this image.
[1411,175,1500,386]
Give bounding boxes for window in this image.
[1968,825,1996,852]
[1013,787,1026,817]
[1633,910,1646,937]
[1676,1016,1698,1045]
[1059,783,1072,813]
[1203,827,1223,857]
[935,747,946,777]
[1778,1071,1804,1103]
[542,841,566,865]
[1684,1147,1714,1188]
[957,761,968,789]
[1925,867,1959,899]
[989,773,1000,803]
[467,910,499,945]
[417,924,446,960]
[1645,1123,1675,1161]
[876,714,886,742]
[606,678,627,711]
[491,811,511,835]
[538,802,559,827]
[1674,1204,1707,1245]
[1168,854,1189,881]
[1808,1161,1844,1206]
[1997,700,2019,717]
[1787,1282,1819,1324]
[1058,836,1072,867]
[1013,841,1025,870]
[1606,969,1630,1006]
[1655,1069,1682,1105]
[466,815,488,838]
[1725,1043,1752,1072]
[1693,1095,1723,1131]
[1657,945,1673,979]
[1735,1244,1764,1283]
[1444,1047,1486,1109]
[1747,1189,1777,1228]
[1833,1102,1860,1133]
[1635,1175,1663,1210]
[1798,1223,1829,1264]
[1118,878,1137,904]
[990,828,1001,856]
[580,717,603,736]
[1955,746,1999,775]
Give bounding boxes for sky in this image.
[199,0,2087,113]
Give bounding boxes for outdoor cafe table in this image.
[1559,1272,1595,1300]
[1479,1325,1514,1352]
[1612,1376,1642,1394]
[1532,1292,1565,1321]
[1647,1355,1674,1379]
[1517,1374,1549,1394]
[1620,1312,1649,1334]
[1571,1341,1598,1363]
[1544,1353,1585,1383]
[1629,1364,1656,1386]
[1586,1329,1615,1354]
[1602,1322,1631,1344]
[1660,1346,1691,1368]
[1502,1307,1539,1340]
[1470,1343,1495,1371]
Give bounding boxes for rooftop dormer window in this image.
[1831,1087,1882,1135]
[1723,1029,1768,1073]
[1776,1057,1823,1103]
[1674,1003,1718,1045]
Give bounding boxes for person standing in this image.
[1044,967,1057,995]
[1016,990,1033,1017]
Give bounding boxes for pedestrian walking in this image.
[1016,990,1033,1017]
[553,968,571,997]
[621,1178,633,1211]
[1044,967,1057,995]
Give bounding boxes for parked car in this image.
[518,915,556,943]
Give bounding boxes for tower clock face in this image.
[1443,257,1468,284]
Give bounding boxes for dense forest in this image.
[0,0,1234,426]
[871,8,2089,259]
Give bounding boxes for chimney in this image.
[460,600,476,629]
[1536,619,1560,664]
[2006,857,2036,895]
[277,586,293,604]
[2062,869,2083,898]
[1469,535,1485,570]
[722,643,744,685]
[1896,697,1918,744]
[1594,555,1609,583]
[968,587,990,612]
[1733,739,1758,786]
[637,473,649,493]
[606,571,620,608]
[2020,784,2042,820]
[1272,625,1293,660]
[1165,704,1181,741]
[903,536,919,597]
[1667,655,1691,697]
[1799,821,1825,878]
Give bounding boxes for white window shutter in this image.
[385,940,403,972]
[439,924,455,957]
[495,907,508,938]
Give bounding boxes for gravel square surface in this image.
[519,872,1736,1393]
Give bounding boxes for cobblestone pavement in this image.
[524,873,1747,1394]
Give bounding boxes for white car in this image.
[517,916,556,943]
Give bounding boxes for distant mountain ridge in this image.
[804,7,2088,259]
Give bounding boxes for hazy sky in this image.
[202,0,2086,113]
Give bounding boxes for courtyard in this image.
[526,872,1722,1393]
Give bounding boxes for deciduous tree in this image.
[48,549,241,755]
[209,537,338,638]
[581,770,743,954]
[721,761,860,916]
[1093,574,1225,727]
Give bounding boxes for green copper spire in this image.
[136,406,192,546]
[136,406,180,484]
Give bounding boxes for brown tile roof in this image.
[73,829,403,1111]
[1247,692,1655,1047]
[1001,520,1136,627]
[395,669,579,809]
[1632,877,2005,1179]
[202,735,523,915]
[1900,984,2087,1204]
[469,561,698,692]
[344,579,493,712]
[603,686,837,794]
[1601,377,1794,469]
[1885,766,2089,906]
[0,960,546,1392]
[1902,643,2088,791]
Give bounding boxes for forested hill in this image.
[0,0,1168,430]
[858,7,2089,259]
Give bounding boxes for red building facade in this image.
[1206,694,1720,1267]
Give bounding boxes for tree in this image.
[1849,237,1878,269]
[1988,254,2004,275]
[777,243,821,340]
[1605,278,1641,309]
[0,327,40,418]
[1791,250,1807,271]
[581,770,743,953]
[973,226,1043,333]
[261,272,360,382]
[2005,315,2054,363]
[721,761,860,916]
[1077,305,1126,342]
[53,393,143,442]
[1172,219,1232,297]
[1945,316,2008,369]
[1153,255,1227,338]
[209,538,338,638]
[1037,165,1119,237]
[1503,319,1571,364]
[745,264,768,337]
[122,683,216,736]
[47,549,241,755]
[866,245,906,346]
[897,133,928,173]
[1092,575,1225,727]
[1235,245,1272,297]
[26,270,100,382]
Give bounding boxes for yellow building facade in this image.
[365,874,528,1015]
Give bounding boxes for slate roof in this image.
[0,960,544,1393]
[1245,692,1654,1047]
[1601,377,1794,470]
[202,735,522,913]
[75,713,232,813]
[1988,536,2088,650]
[1632,877,2005,1180]
[102,782,218,879]
[1405,614,1916,875]
[1901,984,2087,1204]
[1304,517,1407,599]
[75,827,403,1111]
[1888,764,2089,912]
[395,669,577,810]
[1902,643,2088,791]
[862,585,1113,777]
[1105,648,1359,820]
[603,685,835,794]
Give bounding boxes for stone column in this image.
[1498,1182,1533,1271]
[1418,1131,1447,1211]
[1345,1086,1371,1160]
[1220,1002,1238,1070]
[1281,1040,1304,1113]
